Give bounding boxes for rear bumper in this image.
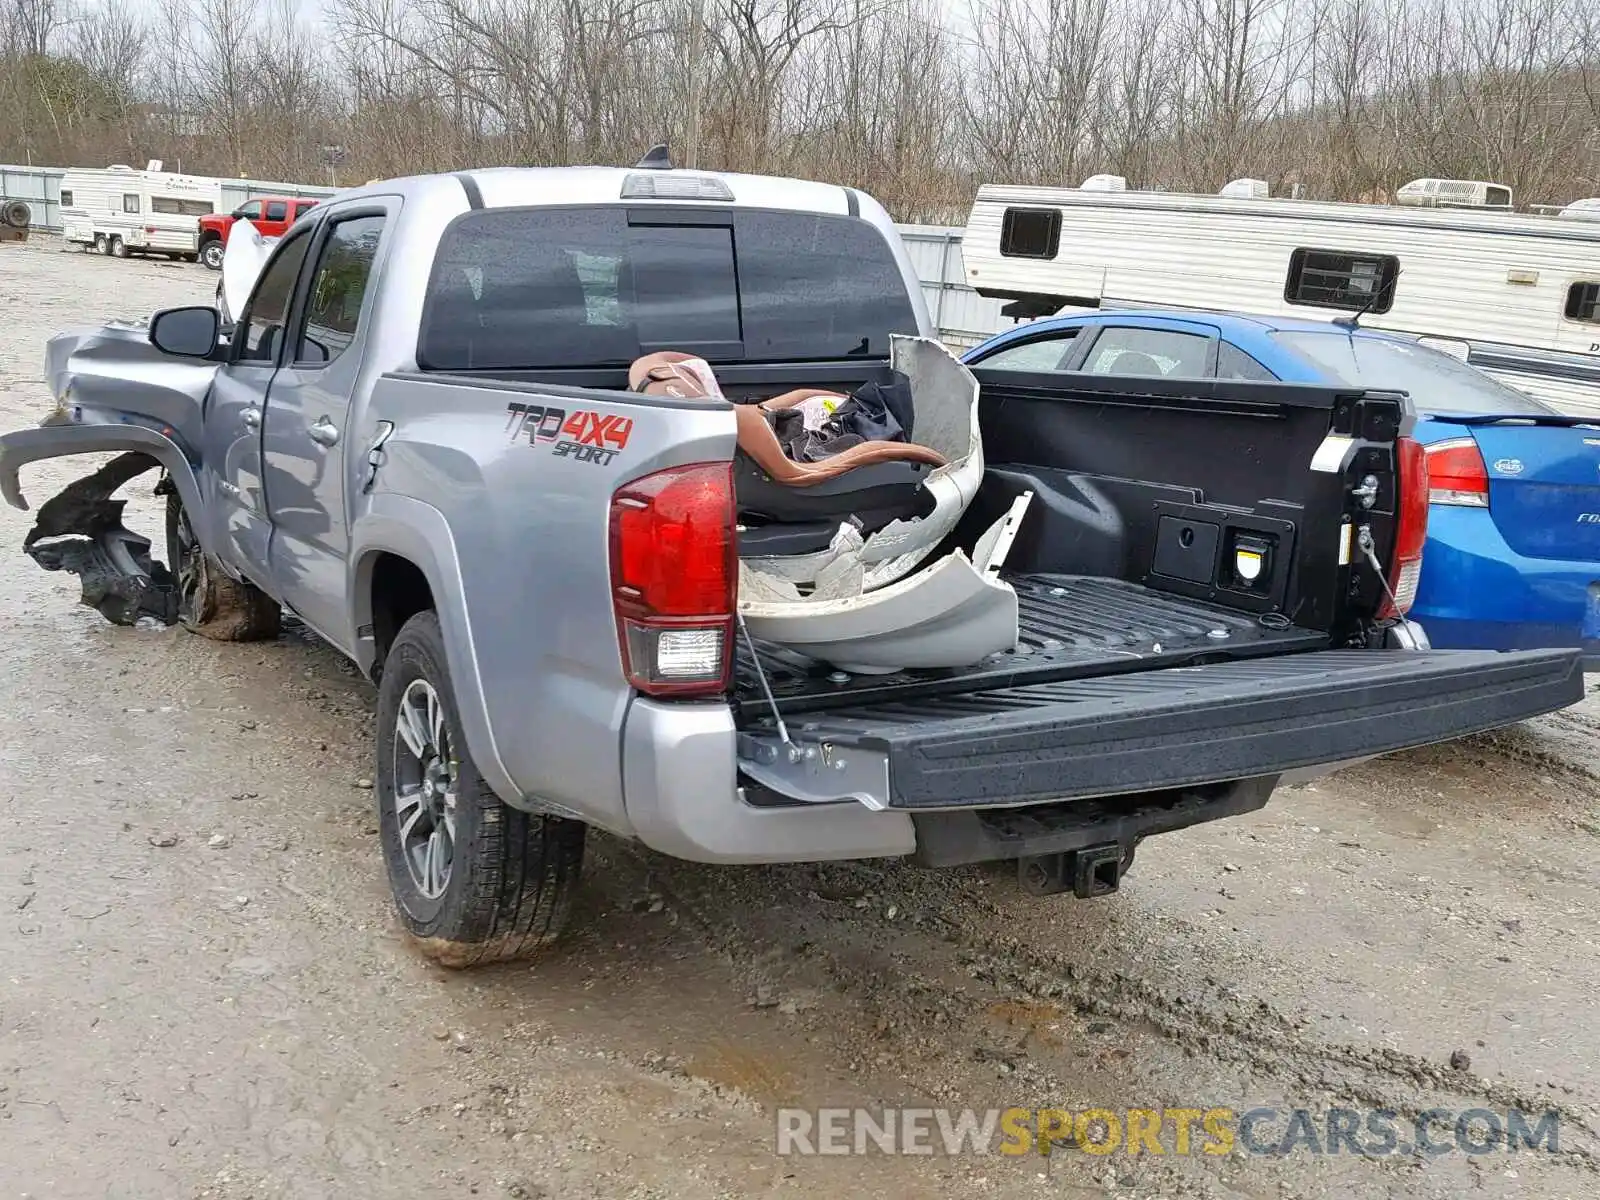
[618,647,1582,864]
[1414,506,1600,667]
[619,697,915,864]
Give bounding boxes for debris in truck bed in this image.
[22,451,177,626]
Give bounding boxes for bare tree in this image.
[3,0,1599,216]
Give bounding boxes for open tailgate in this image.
[766,649,1582,809]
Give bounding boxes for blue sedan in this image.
[962,311,1600,666]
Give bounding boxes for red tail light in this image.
[1423,437,1489,508]
[1379,435,1429,619]
[609,463,736,698]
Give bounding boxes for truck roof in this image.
[335,165,867,220]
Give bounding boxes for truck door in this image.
[259,203,392,650]
[203,226,314,578]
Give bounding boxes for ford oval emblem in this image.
[1493,457,1524,475]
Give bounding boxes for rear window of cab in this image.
[417,206,920,371]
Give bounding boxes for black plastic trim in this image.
[972,367,1366,412]
[455,173,484,209]
[911,778,1276,867]
[798,648,1584,810]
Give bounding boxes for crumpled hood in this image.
[45,322,217,456]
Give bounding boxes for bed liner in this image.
[735,573,1326,722]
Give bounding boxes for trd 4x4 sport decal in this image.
[505,402,633,466]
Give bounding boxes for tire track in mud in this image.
[588,839,1599,1193]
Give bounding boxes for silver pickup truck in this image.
[1,160,1584,966]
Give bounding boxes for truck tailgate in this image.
[782,648,1583,808]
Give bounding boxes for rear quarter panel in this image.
[351,372,736,829]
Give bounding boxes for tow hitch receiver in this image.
[1018,843,1127,898]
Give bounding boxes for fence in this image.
[0,164,338,234]
[895,224,1010,347]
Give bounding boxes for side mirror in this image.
[232,208,250,219]
[150,306,221,358]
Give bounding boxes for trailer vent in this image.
[1395,178,1512,209]
[1220,178,1269,199]
[1078,174,1126,192]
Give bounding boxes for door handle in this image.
[241,407,261,430]
[308,416,340,447]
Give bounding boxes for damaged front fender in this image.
[21,452,178,626]
[0,419,205,526]
[1,422,208,627]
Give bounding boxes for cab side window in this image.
[297,215,386,366]
[237,231,312,363]
[264,200,288,222]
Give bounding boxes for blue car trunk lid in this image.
[1461,418,1600,561]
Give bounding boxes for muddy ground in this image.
[1,237,1598,1200]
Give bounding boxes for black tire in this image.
[199,238,224,270]
[163,491,281,640]
[95,233,110,255]
[0,199,29,228]
[377,611,586,967]
[110,236,129,258]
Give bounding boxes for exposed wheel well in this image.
[370,553,434,675]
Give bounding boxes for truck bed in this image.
[736,573,1583,813]
[735,573,1328,722]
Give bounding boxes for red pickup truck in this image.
[197,195,320,270]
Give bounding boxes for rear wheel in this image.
[377,611,586,967]
[94,233,110,254]
[110,236,129,258]
[200,238,224,270]
[163,491,281,640]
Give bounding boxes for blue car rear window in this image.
[1275,332,1553,416]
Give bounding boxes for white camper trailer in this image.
[960,183,1600,417]
[58,162,222,261]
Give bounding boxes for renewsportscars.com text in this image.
[775,1106,1562,1158]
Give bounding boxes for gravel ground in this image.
[2,236,1598,1200]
